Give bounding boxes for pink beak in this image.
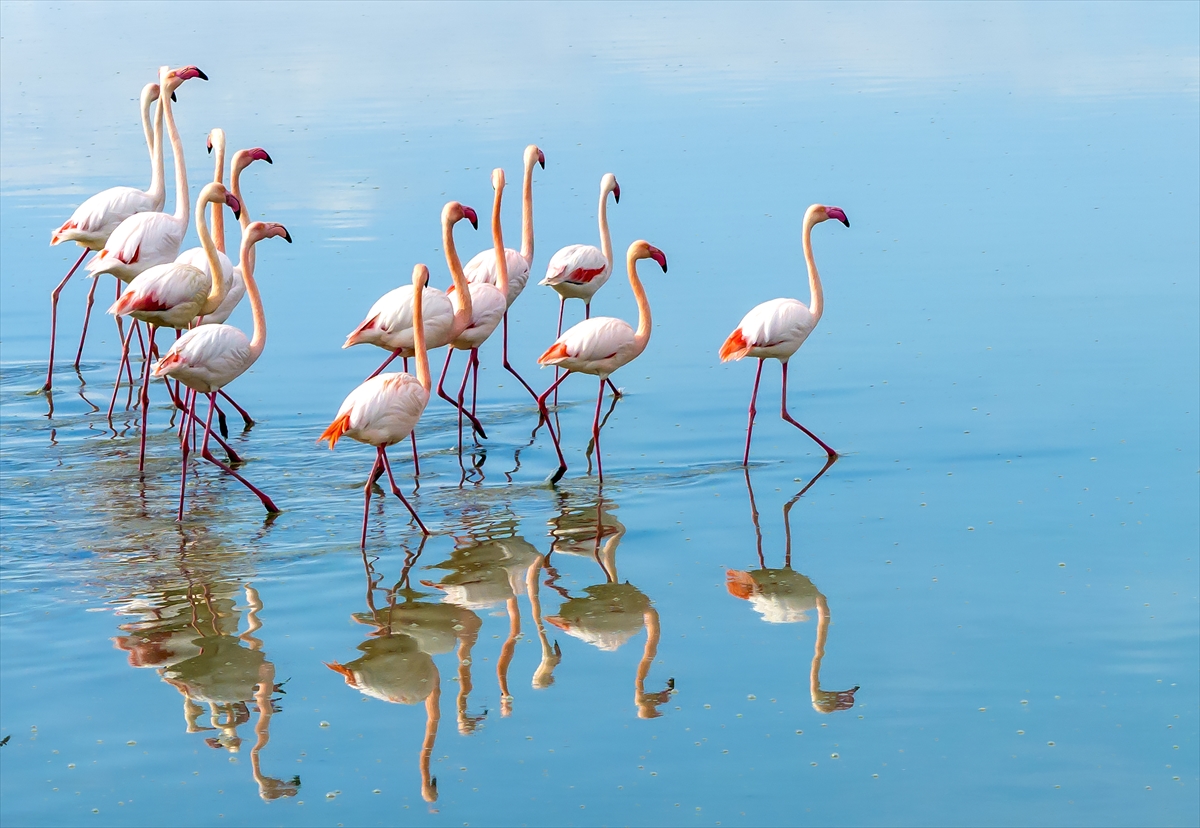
[537,149,546,169]
[826,207,849,227]
[247,148,273,164]
[613,181,621,204]
[225,193,242,220]
[461,206,479,229]
[649,246,667,272]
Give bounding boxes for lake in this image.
[1,3,1197,826]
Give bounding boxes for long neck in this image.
[162,84,189,225]
[810,593,830,700]
[598,188,613,268]
[143,90,164,204]
[196,195,226,315]
[802,214,823,322]
[630,253,653,354]
[230,161,254,272]
[492,185,508,296]
[413,275,430,391]
[240,233,266,362]
[211,136,226,254]
[443,218,472,323]
[520,156,535,264]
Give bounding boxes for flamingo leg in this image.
[367,348,402,380]
[470,349,480,425]
[780,361,837,458]
[113,279,125,347]
[454,351,474,455]
[108,322,137,422]
[381,447,429,535]
[742,359,765,466]
[217,389,255,430]
[361,451,384,548]
[168,382,242,463]
[404,357,409,373]
[592,377,606,483]
[553,298,565,405]
[43,248,90,391]
[535,371,571,484]
[584,301,591,320]
[72,269,101,372]
[177,391,197,521]
[199,392,280,515]
[606,378,622,398]
[501,312,538,400]
[437,348,487,439]
[137,325,158,472]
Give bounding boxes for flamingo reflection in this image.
[726,461,859,713]
[544,493,673,718]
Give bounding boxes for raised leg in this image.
[536,372,571,484]
[742,359,765,466]
[367,348,402,380]
[72,269,101,371]
[217,389,255,430]
[381,447,429,535]
[361,451,384,547]
[199,392,280,514]
[605,378,622,398]
[44,248,90,391]
[592,377,606,483]
[780,361,837,458]
[501,312,538,400]
[138,325,158,473]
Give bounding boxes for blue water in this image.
[2,3,1197,825]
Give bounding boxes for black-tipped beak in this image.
[196,69,209,81]
[263,152,274,164]
[171,91,177,102]
[841,218,850,228]
[613,188,621,204]
[232,206,241,221]
[283,230,293,243]
[207,143,212,154]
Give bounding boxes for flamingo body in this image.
[52,186,164,250]
[110,261,211,329]
[321,373,430,450]
[195,266,245,326]
[463,247,529,308]
[87,208,187,283]
[449,283,506,351]
[344,286,455,355]
[720,298,816,363]
[539,244,610,302]
[154,323,252,393]
[538,316,637,379]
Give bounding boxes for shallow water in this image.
[1,3,1198,826]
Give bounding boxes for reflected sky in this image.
[1,2,1198,826]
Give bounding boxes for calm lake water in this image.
[1,3,1197,826]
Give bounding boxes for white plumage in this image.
[153,324,252,393]
[194,266,245,326]
[539,243,610,302]
[110,261,211,329]
[463,247,529,307]
[449,282,507,351]
[86,210,188,284]
[538,316,637,379]
[327,373,430,449]
[344,285,455,355]
[729,298,817,362]
[53,186,164,251]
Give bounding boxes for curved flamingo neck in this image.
[196,191,227,316]
[630,252,653,354]
[240,231,266,363]
[598,186,614,269]
[492,182,509,296]
[210,132,226,255]
[412,272,431,391]
[230,158,254,273]
[160,77,190,228]
[141,85,165,206]
[521,153,536,264]
[802,213,823,322]
[443,215,472,329]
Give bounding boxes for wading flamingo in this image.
[109,181,241,471]
[536,240,667,484]
[719,204,849,464]
[460,144,545,398]
[45,81,167,390]
[342,202,479,471]
[321,264,435,545]
[152,221,292,519]
[436,169,518,453]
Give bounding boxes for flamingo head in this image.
[162,65,207,93]
[232,147,273,176]
[811,204,850,228]
[247,221,292,244]
[525,144,545,170]
[412,263,431,289]
[602,173,620,204]
[491,167,506,191]
[206,128,225,156]
[443,201,478,230]
[199,182,240,220]
[630,240,667,273]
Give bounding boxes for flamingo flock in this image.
[44,64,852,544]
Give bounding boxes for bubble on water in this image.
[319,721,330,728]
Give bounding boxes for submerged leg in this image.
[454,352,473,455]
[44,248,90,391]
[592,377,606,483]
[536,372,571,484]
[437,348,487,440]
[137,325,158,473]
[73,270,101,371]
[361,451,384,548]
[177,391,197,521]
[199,392,280,514]
[780,361,837,458]
[742,359,765,466]
[381,447,429,535]
[108,322,137,422]
[217,389,255,430]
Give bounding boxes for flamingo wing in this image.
[109,262,208,325]
[539,244,609,286]
[153,324,253,392]
[54,186,157,244]
[721,298,815,361]
[463,247,531,306]
[322,373,430,448]
[344,286,454,351]
[538,316,635,365]
[88,211,183,275]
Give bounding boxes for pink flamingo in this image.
[435,169,515,452]
[342,201,478,470]
[321,264,435,545]
[153,221,292,519]
[536,240,667,484]
[719,204,849,464]
[45,81,167,390]
[109,181,241,471]
[459,144,545,398]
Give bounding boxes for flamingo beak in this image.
[249,148,273,164]
[462,206,479,230]
[225,193,242,220]
[170,91,177,102]
[827,206,850,227]
[613,182,621,204]
[537,149,546,169]
[206,136,213,154]
[649,246,667,272]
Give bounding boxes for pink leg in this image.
[554,298,565,405]
[177,391,196,521]
[470,349,480,423]
[404,357,409,373]
[454,352,474,455]
[437,348,487,439]
[72,269,101,371]
[606,378,622,398]
[584,301,591,320]
[44,248,90,391]
[381,448,429,535]
[536,372,571,483]
[501,312,538,400]
[367,348,402,380]
[742,359,765,466]
[168,383,241,463]
[781,361,837,458]
[113,279,125,346]
[108,322,137,422]
[217,389,255,429]
[199,392,280,514]
[592,377,606,483]
[361,451,384,547]
[138,326,158,472]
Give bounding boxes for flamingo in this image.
[342,202,479,470]
[87,65,206,287]
[719,204,849,464]
[320,264,435,545]
[459,144,545,398]
[539,173,621,398]
[45,81,167,390]
[536,240,668,484]
[435,169,520,453]
[152,221,293,519]
[111,182,241,471]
